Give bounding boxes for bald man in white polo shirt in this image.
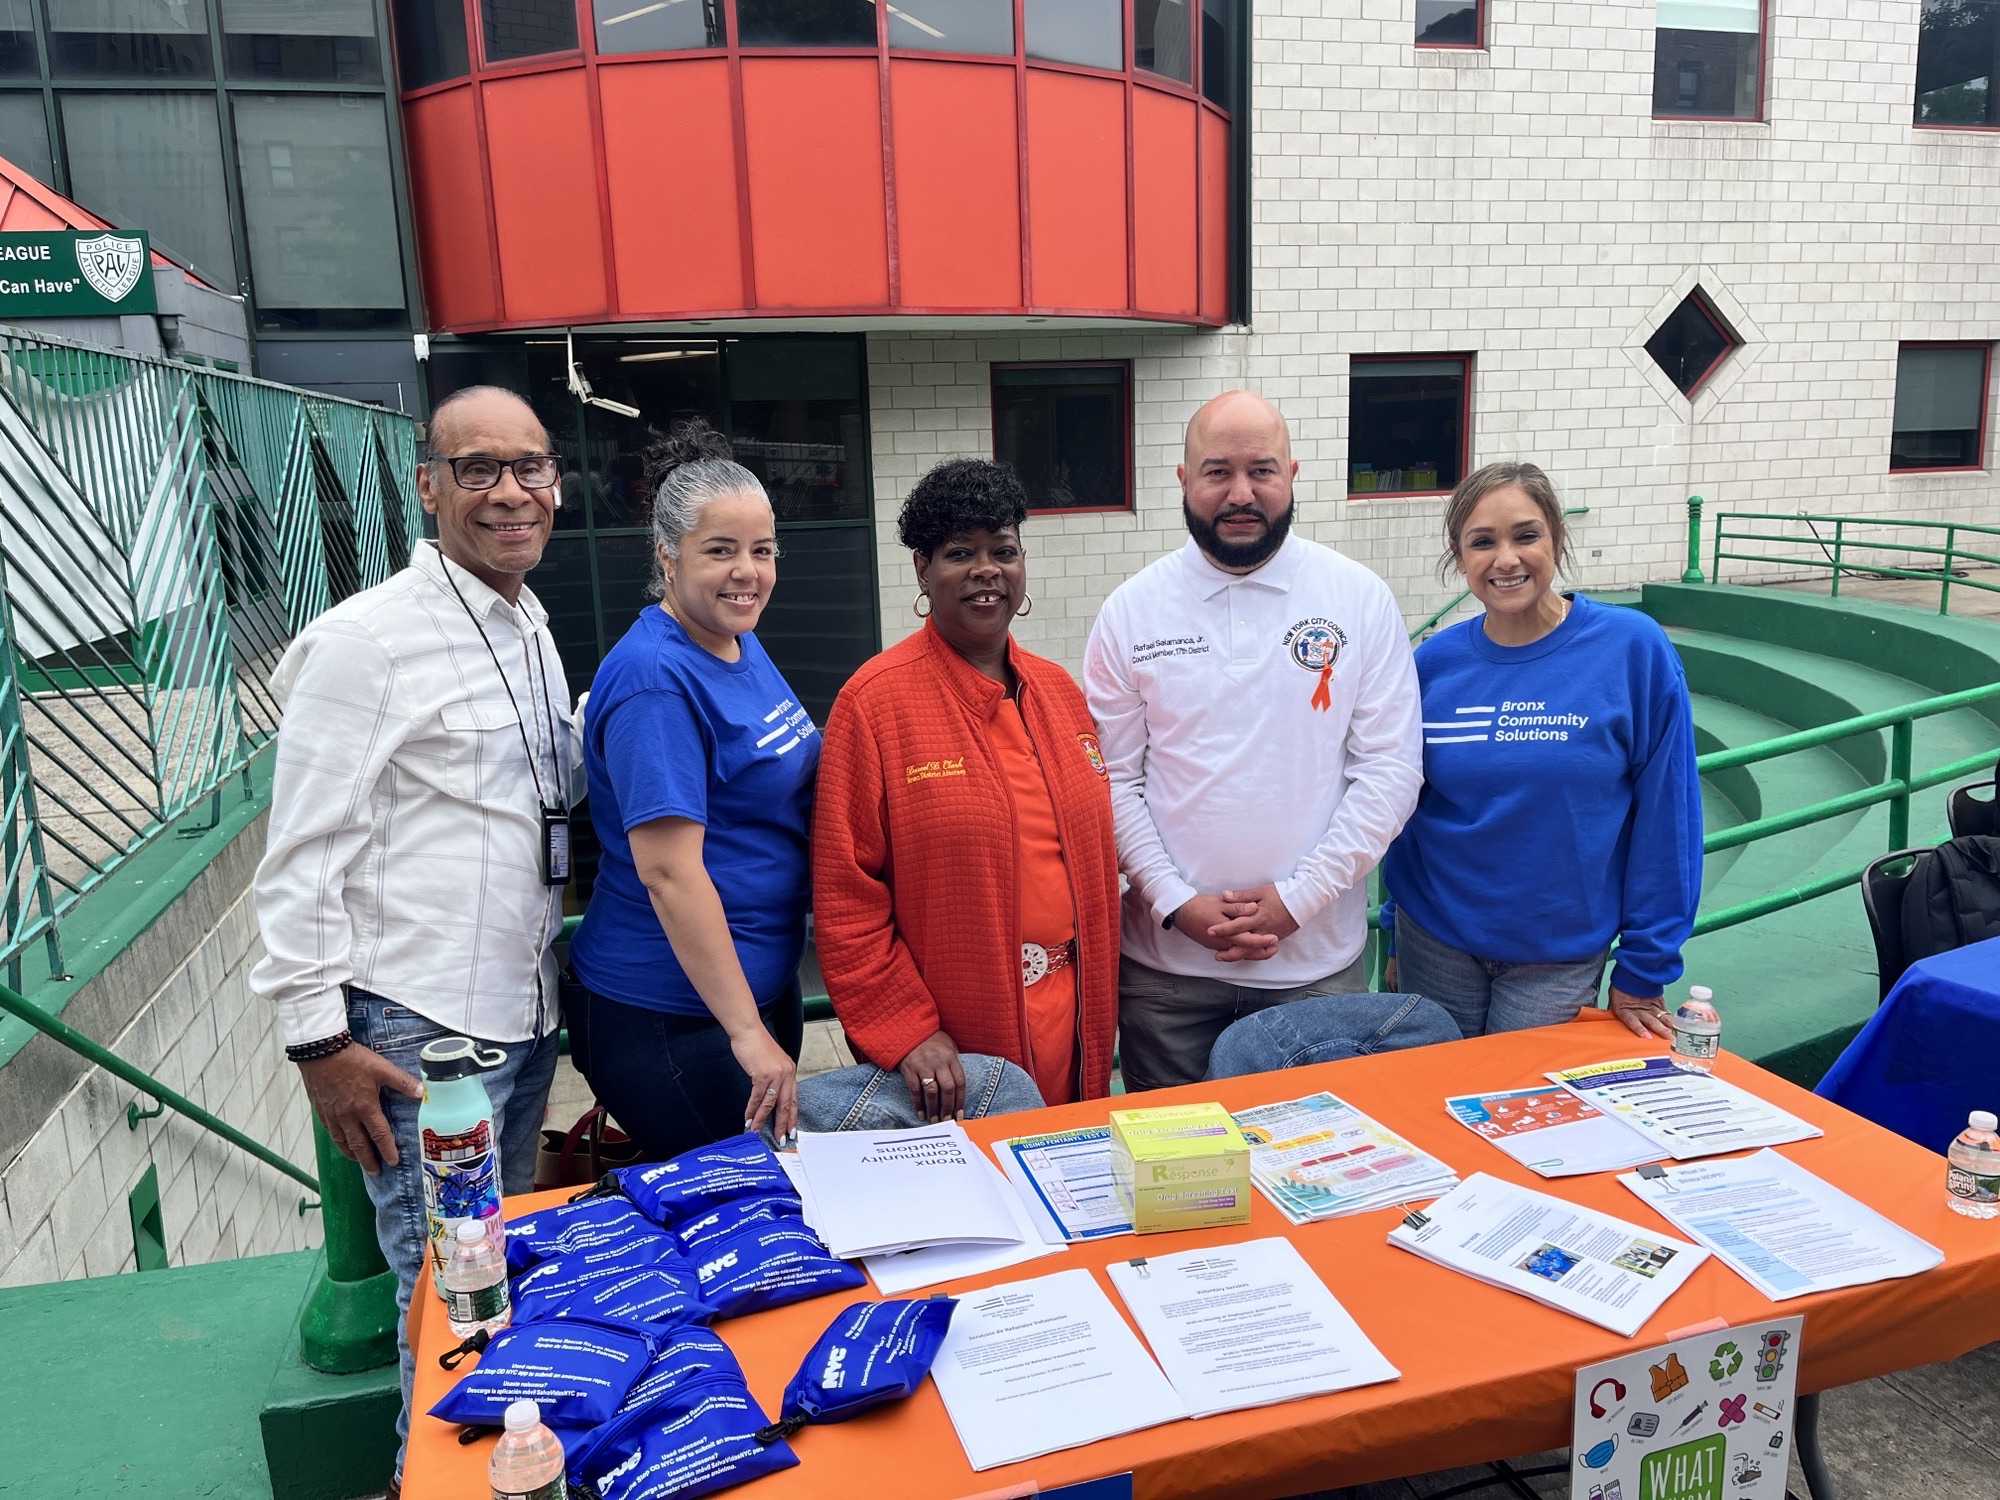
[1082,391,1424,1090]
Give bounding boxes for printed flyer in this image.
[1568,1314,1803,1500]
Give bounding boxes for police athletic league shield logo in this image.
[76,233,145,303]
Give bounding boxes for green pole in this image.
[1682,496,1705,583]
[1888,719,1914,853]
[298,1115,399,1374]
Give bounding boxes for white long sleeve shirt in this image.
[1082,534,1423,985]
[250,542,579,1047]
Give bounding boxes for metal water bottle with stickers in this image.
[1669,985,1721,1071]
[419,1036,509,1296]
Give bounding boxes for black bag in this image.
[1899,835,2000,968]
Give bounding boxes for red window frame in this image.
[1346,352,1473,500]
[1655,288,1738,398]
[1414,0,1485,51]
[1650,0,1768,123]
[1889,341,1993,474]
[991,359,1135,515]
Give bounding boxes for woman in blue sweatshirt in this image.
[1381,462,1702,1038]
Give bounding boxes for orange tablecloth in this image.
[406,1012,2000,1499]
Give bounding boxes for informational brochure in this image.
[1446,1086,1662,1178]
[793,1122,1025,1259]
[863,1151,1065,1294]
[1105,1237,1399,1418]
[1568,1315,1802,1500]
[1619,1148,1944,1301]
[1547,1057,1824,1161]
[1386,1172,1709,1337]
[1231,1092,1457,1223]
[997,1125,1133,1243]
[928,1266,1188,1470]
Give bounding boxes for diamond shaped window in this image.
[1645,290,1740,396]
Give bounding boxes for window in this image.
[885,0,1012,54]
[735,0,876,47]
[992,363,1132,513]
[0,0,34,75]
[1135,0,1191,82]
[393,0,467,87]
[0,91,52,181]
[221,0,381,83]
[60,91,236,284]
[1024,0,1120,70]
[1891,344,1990,470]
[592,0,722,53]
[47,0,212,78]
[1200,0,1233,104]
[481,0,576,63]
[1653,0,1762,119]
[1645,289,1739,396]
[1915,0,2000,127]
[1347,356,1469,497]
[726,337,870,522]
[232,94,405,329]
[1415,0,1482,48]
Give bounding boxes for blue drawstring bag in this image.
[675,1195,806,1257]
[511,1235,687,1324]
[757,1296,958,1442]
[550,1263,719,1330]
[614,1326,745,1418]
[580,1136,796,1228]
[567,1373,798,1500]
[692,1220,866,1320]
[505,1196,662,1276]
[428,1316,662,1433]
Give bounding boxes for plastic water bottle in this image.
[1946,1111,2000,1219]
[419,1036,509,1296]
[1670,985,1721,1071]
[443,1217,511,1338]
[489,1399,566,1500]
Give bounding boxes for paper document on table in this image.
[1231,1092,1457,1222]
[928,1266,1188,1470]
[1386,1172,1708,1337]
[998,1126,1133,1243]
[1445,1085,1662,1177]
[794,1122,1025,1259]
[1619,1148,1943,1300]
[1105,1237,1398,1417]
[1547,1056,1823,1160]
[863,1151,1065,1294]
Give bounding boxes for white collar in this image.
[413,540,547,627]
[1182,531,1305,600]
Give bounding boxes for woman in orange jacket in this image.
[811,459,1120,1116]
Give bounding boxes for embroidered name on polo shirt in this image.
[1131,635,1211,663]
[905,757,967,784]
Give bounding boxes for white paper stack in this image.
[1231,1092,1457,1222]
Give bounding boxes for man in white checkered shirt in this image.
[250,384,579,1485]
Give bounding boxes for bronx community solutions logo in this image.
[75,233,146,303]
[1283,617,1347,711]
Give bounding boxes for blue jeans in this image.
[1204,992,1462,1078]
[795,1056,1045,1131]
[1117,953,1369,1091]
[1392,909,1607,1037]
[565,973,803,1163]
[346,988,560,1478]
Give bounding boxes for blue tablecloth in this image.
[1817,933,2000,1152]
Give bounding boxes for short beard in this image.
[1183,498,1295,571]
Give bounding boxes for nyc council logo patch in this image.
[1283,617,1348,712]
[1077,731,1109,781]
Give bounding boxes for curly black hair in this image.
[896,458,1029,556]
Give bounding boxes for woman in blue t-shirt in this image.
[566,420,819,1158]
[1381,462,1702,1038]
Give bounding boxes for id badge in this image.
[541,808,570,885]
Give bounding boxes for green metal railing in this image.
[1704,509,2000,615]
[1408,506,1590,642]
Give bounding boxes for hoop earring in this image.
[913,592,931,618]
[1016,593,1034,618]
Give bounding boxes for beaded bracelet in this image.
[286,1030,354,1063]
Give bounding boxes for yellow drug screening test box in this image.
[1108,1102,1252,1233]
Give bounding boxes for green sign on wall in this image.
[0,229,158,317]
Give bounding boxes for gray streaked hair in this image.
[642,418,768,596]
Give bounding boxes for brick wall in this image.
[0,887,319,1286]
[865,0,2000,674]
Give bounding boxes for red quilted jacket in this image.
[811,622,1120,1099]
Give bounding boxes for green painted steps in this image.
[1686,692,1866,895]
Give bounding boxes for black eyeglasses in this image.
[429,454,561,491]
